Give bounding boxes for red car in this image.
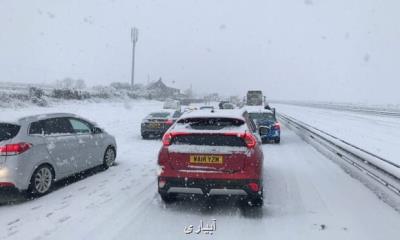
[157,109,264,206]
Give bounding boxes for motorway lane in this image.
[0,101,399,240]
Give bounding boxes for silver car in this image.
[0,113,117,196]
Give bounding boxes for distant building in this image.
[146,78,180,99]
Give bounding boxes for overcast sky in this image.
[1,0,399,104]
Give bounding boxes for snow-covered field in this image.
[0,101,399,240]
[273,104,400,167]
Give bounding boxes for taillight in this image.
[0,142,32,156]
[243,132,257,148]
[273,122,281,130]
[248,182,260,192]
[165,119,174,125]
[224,132,257,148]
[162,132,189,146]
[162,133,173,146]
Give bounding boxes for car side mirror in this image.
[92,127,103,134]
[259,126,269,135]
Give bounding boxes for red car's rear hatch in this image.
[166,133,250,173]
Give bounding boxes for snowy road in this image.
[0,101,399,240]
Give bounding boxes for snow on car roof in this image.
[148,109,177,115]
[0,120,19,125]
[17,113,80,123]
[243,106,273,113]
[171,109,249,134]
[171,120,248,134]
[180,109,246,120]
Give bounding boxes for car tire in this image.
[28,165,54,197]
[250,196,264,207]
[247,189,264,207]
[275,139,280,144]
[103,147,116,169]
[142,133,148,139]
[160,193,177,203]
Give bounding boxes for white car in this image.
[0,113,117,197]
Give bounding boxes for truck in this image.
[246,90,264,106]
[245,90,274,113]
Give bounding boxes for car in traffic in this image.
[246,107,280,143]
[141,110,182,139]
[199,106,214,110]
[246,90,264,106]
[0,113,117,197]
[163,99,181,111]
[157,109,264,206]
[222,102,235,109]
[218,101,229,109]
[183,106,199,112]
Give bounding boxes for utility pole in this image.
[131,27,139,90]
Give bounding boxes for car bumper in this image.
[261,135,280,140]
[260,130,280,141]
[0,183,25,203]
[0,187,23,203]
[141,127,169,136]
[0,160,31,191]
[158,177,262,197]
[0,166,17,187]
[0,183,19,193]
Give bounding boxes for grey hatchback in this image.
[0,113,117,197]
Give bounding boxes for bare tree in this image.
[75,79,86,89]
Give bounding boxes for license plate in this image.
[148,123,160,128]
[190,155,223,164]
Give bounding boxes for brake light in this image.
[243,132,257,148]
[224,132,257,148]
[162,132,189,146]
[248,182,260,192]
[273,122,281,130]
[162,133,173,146]
[165,119,174,125]
[0,142,32,156]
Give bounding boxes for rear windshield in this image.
[172,134,246,147]
[0,123,20,141]
[249,112,276,121]
[200,106,213,110]
[222,103,235,109]
[149,112,171,118]
[177,118,244,130]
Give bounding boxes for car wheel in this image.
[160,193,177,203]
[29,165,54,197]
[142,133,148,139]
[275,139,280,144]
[247,189,263,207]
[103,147,116,169]
[249,196,264,207]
